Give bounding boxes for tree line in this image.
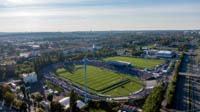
[166,52,184,108]
[0,47,116,82]
[143,83,167,112]
[33,48,116,77]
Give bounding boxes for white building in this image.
[92,44,102,50]
[23,72,37,83]
[20,52,31,58]
[156,51,176,58]
[59,97,70,109]
[144,50,158,55]
[59,97,86,109]
[76,100,86,109]
[10,83,16,89]
[88,44,102,51]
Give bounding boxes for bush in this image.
[4,92,15,105]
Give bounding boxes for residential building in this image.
[23,72,37,83]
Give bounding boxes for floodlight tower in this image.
[33,48,37,57]
[145,50,148,71]
[84,57,88,103]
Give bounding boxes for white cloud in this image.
[0,1,200,32]
[0,0,93,6]
[0,7,130,17]
[0,3,200,18]
[6,0,33,4]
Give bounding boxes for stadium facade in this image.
[105,60,131,67]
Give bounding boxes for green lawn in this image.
[142,44,155,49]
[103,56,165,69]
[56,68,65,73]
[56,65,143,97]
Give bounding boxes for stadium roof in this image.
[157,51,173,54]
[117,60,131,65]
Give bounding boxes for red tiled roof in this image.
[121,104,136,111]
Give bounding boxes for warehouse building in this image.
[156,51,176,58]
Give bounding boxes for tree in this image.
[1,83,11,94]
[70,89,78,112]
[50,101,64,112]
[47,94,53,102]
[4,92,15,105]
[37,108,44,112]
[0,83,11,98]
[143,83,167,112]
[20,84,26,98]
[166,53,184,108]
[26,91,30,99]
[131,46,142,56]
[35,93,43,103]
[20,101,28,112]
[31,94,35,99]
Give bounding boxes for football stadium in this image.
[46,56,166,98]
[55,65,143,97]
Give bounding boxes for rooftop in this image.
[157,50,173,54]
[59,97,86,109]
[120,104,136,111]
[59,97,70,109]
[23,72,36,77]
[116,60,131,65]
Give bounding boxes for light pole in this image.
[145,50,149,71]
[84,58,88,103]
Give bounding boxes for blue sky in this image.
[0,0,200,32]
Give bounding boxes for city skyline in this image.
[0,0,200,32]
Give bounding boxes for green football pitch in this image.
[55,65,143,97]
[103,56,165,69]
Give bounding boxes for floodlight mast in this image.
[145,50,148,71]
[84,57,88,103]
[33,47,37,57]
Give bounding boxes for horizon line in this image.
[1,29,200,33]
